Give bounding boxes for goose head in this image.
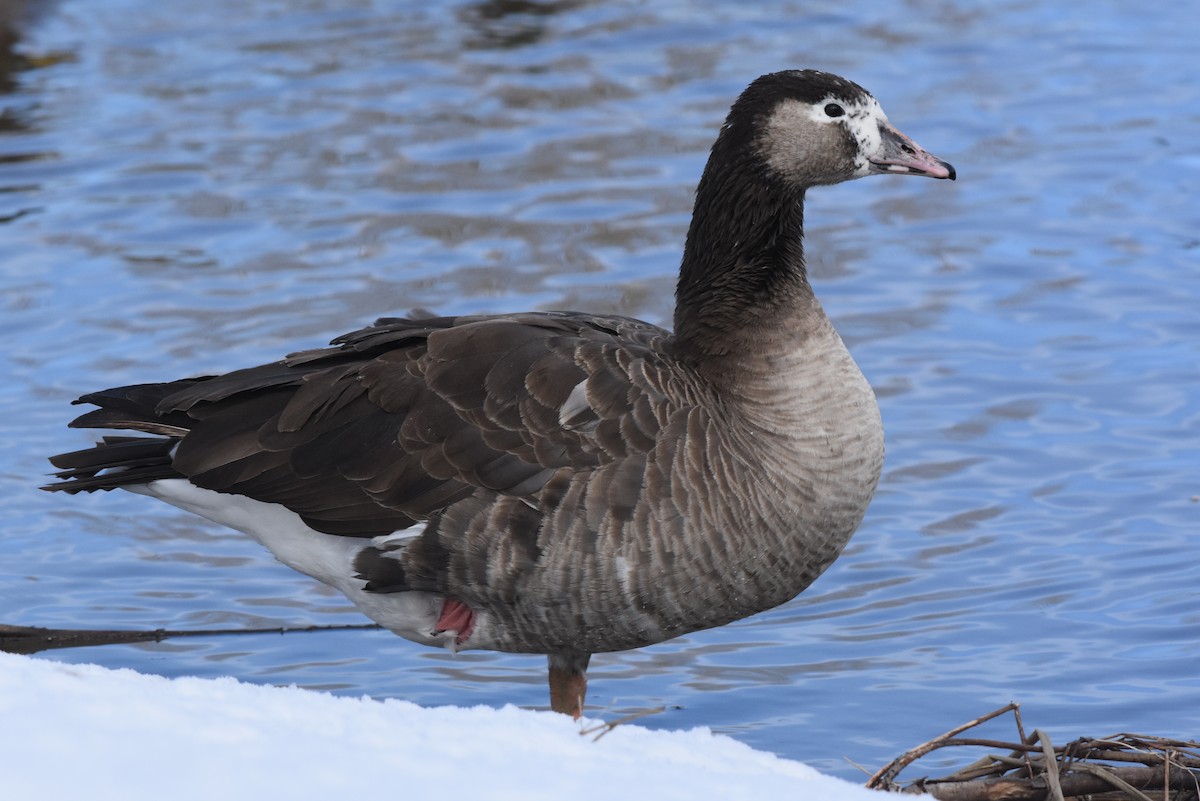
[729,69,956,188]
[676,69,955,358]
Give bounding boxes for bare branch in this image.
[866,703,1021,790]
[0,622,381,655]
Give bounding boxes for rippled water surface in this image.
[2,0,1197,778]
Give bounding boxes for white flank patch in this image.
[128,479,476,650]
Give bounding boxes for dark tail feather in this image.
[43,434,182,491]
[43,380,209,492]
[44,435,182,493]
[69,380,209,434]
[44,435,183,493]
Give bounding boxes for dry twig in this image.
[866,703,1021,790]
[579,706,667,741]
[0,622,381,654]
[869,708,1200,801]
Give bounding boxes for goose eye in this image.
[824,103,845,118]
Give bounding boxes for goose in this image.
[44,69,954,718]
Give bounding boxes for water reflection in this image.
[459,0,591,51]
[0,0,72,225]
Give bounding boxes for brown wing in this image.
[60,312,682,539]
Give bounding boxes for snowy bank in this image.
[0,651,882,800]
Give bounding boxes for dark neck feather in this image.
[673,145,814,362]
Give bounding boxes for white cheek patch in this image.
[810,94,888,176]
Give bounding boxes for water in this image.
[2,0,1198,779]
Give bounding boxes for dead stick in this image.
[1067,762,1155,801]
[923,766,1200,801]
[1079,749,1200,769]
[0,622,381,655]
[1034,729,1065,801]
[1164,749,1169,801]
[866,703,1021,790]
[1012,702,1034,780]
[579,707,667,741]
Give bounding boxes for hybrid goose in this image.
[45,70,954,718]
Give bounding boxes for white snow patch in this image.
[0,651,885,801]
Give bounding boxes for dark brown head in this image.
[716,69,955,188]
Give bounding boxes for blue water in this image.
[2,0,1197,779]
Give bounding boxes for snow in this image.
[0,651,883,801]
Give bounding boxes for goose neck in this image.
[673,165,816,365]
